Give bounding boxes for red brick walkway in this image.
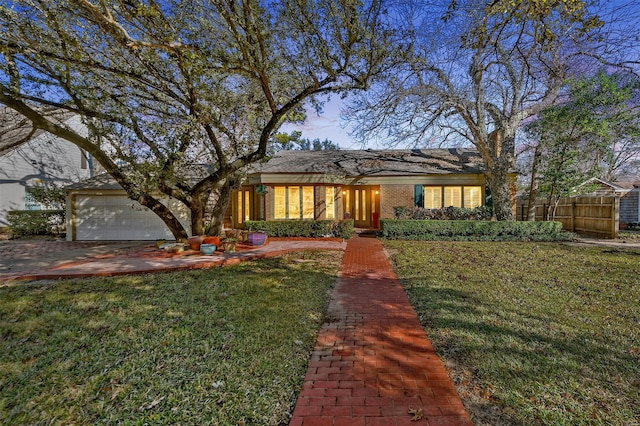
[290,236,472,426]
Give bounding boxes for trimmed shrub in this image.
[7,210,65,237]
[244,219,354,239]
[393,205,493,221]
[379,219,566,241]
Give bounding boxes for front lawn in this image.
[0,251,340,425]
[386,241,640,425]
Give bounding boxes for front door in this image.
[343,186,380,228]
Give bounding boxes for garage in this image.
[66,174,190,241]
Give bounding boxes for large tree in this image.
[0,0,392,240]
[347,0,607,220]
[522,70,640,219]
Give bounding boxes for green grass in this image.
[0,251,340,425]
[385,241,640,426]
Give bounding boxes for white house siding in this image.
[67,192,191,241]
[0,116,91,226]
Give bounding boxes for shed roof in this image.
[254,148,485,176]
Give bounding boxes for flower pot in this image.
[248,231,267,246]
[187,235,206,250]
[203,236,220,246]
[200,243,217,255]
[222,240,237,252]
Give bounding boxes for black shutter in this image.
[414,184,424,207]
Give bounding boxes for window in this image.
[235,189,252,227]
[325,187,335,219]
[424,186,442,209]
[444,187,462,208]
[423,185,483,209]
[464,186,482,208]
[274,186,314,219]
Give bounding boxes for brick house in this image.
[230,148,510,229]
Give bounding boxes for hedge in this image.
[7,210,65,237]
[244,219,354,239]
[379,219,566,241]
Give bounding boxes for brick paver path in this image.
[290,236,472,426]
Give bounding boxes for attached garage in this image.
[66,175,190,241]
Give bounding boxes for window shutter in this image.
[414,185,424,207]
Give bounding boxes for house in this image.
[65,148,510,241]
[230,148,500,229]
[0,108,93,226]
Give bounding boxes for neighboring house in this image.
[579,177,640,226]
[0,108,93,226]
[65,148,514,241]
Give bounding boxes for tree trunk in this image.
[139,195,190,242]
[526,144,542,221]
[208,176,240,236]
[189,196,208,236]
[485,169,515,221]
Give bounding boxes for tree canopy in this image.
[346,0,633,220]
[0,0,392,239]
[522,69,640,219]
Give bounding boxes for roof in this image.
[580,177,632,193]
[68,149,487,191]
[0,107,77,157]
[255,148,485,176]
[65,172,122,190]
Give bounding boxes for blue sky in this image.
[280,95,365,149]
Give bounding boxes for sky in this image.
[280,95,364,150]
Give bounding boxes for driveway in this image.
[0,239,153,275]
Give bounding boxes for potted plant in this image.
[203,235,220,246]
[222,237,238,252]
[247,230,267,246]
[187,235,206,250]
[200,243,217,255]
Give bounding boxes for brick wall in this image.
[379,184,414,219]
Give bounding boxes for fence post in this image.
[613,197,620,239]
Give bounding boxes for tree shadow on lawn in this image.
[0,254,339,425]
[401,284,640,425]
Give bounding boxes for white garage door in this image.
[74,195,184,241]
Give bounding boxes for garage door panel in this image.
[75,195,186,241]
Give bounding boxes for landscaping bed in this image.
[0,251,341,425]
[386,240,640,425]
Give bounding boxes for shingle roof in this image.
[68,149,486,191]
[255,148,484,176]
[0,107,77,156]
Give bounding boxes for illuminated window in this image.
[325,187,335,219]
[274,187,286,219]
[423,185,483,209]
[302,187,314,219]
[444,187,462,208]
[273,186,314,219]
[423,186,442,209]
[464,186,482,208]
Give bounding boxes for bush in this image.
[379,219,566,241]
[393,205,493,220]
[244,219,354,239]
[7,210,65,237]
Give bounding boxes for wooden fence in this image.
[517,196,619,239]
